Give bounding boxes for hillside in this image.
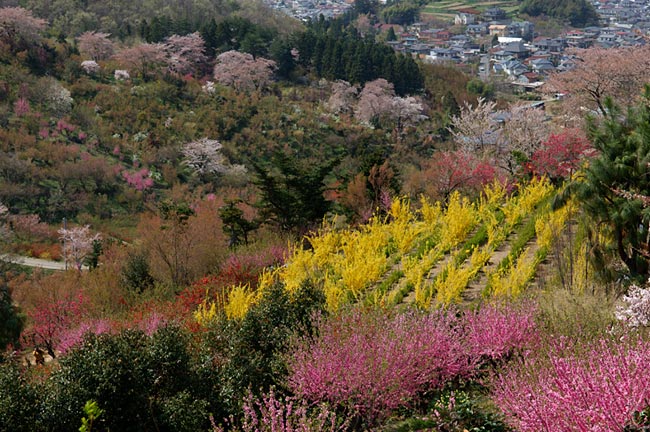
[3,1,650,431]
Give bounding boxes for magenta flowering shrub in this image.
[122,168,154,191]
[493,338,650,432]
[287,309,472,423]
[226,390,344,432]
[286,305,541,425]
[58,319,112,354]
[464,302,539,363]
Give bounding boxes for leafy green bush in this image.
[41,325,210,432]
[204,281,327,420]
[0,363,39,432]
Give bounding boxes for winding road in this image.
[0,254,68,271]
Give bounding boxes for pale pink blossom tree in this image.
[163,32,207,76]
[58,225,101,271]
[325,80,358,115]
[76,31,114,61]
[213,50,277,92]
[546,46,650,117]
[113,42,166,80]
[0,7,46,49]
[354,78,395,126]
[354,78,426,131]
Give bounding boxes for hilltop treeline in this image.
[520,0,600,27]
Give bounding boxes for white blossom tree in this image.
[213,50,276,92]
[0,202,10,245]
[181,138,246,180]
[80,60,100,74]
[449,97,500,154]
[58,225,101,271]
[616,280,650,327]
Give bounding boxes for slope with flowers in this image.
[202,176,574,320]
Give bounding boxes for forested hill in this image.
[2,0,299,38]
[520,0,600,27]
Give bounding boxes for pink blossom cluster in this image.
[58,319,112,354]
[287,304,539,424]
[464,302,539,363]
[13,97,30,116]
[229,390,344,432]
[493,337,650,432]
[122,168,154,191]
[221,245,286,272]
[56,118,76,133]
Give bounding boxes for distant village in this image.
[264,0,650,91]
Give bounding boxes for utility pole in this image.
[62,217,67,270]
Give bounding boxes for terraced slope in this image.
[218,178,573,318]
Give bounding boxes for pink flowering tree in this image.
[122,168,154,191]
[76,31,114,61]
[407,150,501,201]
[58,225,101,271]
[234,390,345,432]
[22,293,88,358]
[163,32,207,76]
[213,50,276,92]
[493,338,650,431]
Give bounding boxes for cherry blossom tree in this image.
[498,104,552,173]
[80,60,100,74]
[58,225,101,271]
[181,138,246,180]
[163,32,207,76]
[76,31,114,61]
[546,46,650,116]
[325,80,358,115]
[113,42,166,80]
[449,97,500,154]
[616,279,650,327]
[354,78,426,132]
[501,104,549,159]
[354,78,395,126]
[0,7,46,50]
[213,50,277,92]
